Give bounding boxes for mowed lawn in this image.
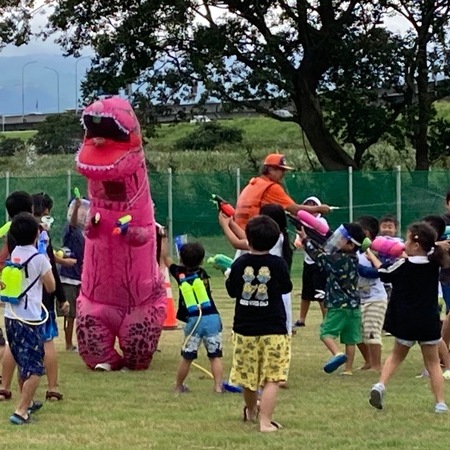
[1,261,449,449]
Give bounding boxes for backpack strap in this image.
[18,253,41,309]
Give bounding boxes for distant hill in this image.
[0,54,92,115]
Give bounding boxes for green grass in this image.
[1,250,448,449]
[0,130,37,141]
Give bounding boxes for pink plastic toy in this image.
[297,210,330,235]
[75,96,166,371]
[371,237,405,258]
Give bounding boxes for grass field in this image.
[0,250,449,449]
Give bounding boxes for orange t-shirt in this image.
[262,182,295,209]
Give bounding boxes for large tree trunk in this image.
[414,40,430,171]
[295,82,357,171]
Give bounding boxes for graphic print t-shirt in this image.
[226,253,292,336]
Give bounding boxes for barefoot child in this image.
[369,222,448,413]
[226,215,292,432]
[356,216,387,372]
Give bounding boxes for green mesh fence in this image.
[1,170,450,248]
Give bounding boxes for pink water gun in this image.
[371,237,405,258]
[297,210,330,235]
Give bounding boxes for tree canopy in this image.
[5,1,450,170]
[0,1,38,49]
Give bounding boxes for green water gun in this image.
[0,221,11,238]
[207,254,233,273]
[74,187,81,199]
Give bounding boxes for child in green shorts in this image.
[226,215,292,432]
[299,222,366,375]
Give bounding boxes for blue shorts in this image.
[182,313,223,360]
[5,318,45,380]
[442,284,450,312]
[41,310,59,342]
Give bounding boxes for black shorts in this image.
[0,327,5,347]
[301,263,326,301]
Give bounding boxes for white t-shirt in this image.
[357,252,387,304]
[4,245,52,321]
[303,216,329,265]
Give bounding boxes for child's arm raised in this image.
[160,232,173,268]
[218,212,249,251]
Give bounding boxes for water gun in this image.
[38,230,49,254]
[113,215,132,235]
[74,187,81,199]
[207,254,233,272]
[287,211,332,246]
[211,194,235,217]
[0,221,11,238]
[371,236,405,258]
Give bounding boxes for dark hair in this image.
[32,193,54,217]
[260,204,293,270]
[5,191,33,218]
[356,215,379,240]
[9,212,39,246]
[246,215,280,252]
[179,242,205,269]
[446,189,450,205]
[379,215,398,227]
[408,222,447,266]
[422,215,446,240]
[343,222,366,253]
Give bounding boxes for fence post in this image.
[5,170,10,222]
[168,167,173,258]
[396,165,402,233]
[67,169,72,202]
[236,167,240,200]
[348,166,353,222]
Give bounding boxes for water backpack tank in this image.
[1,253,40,306]
[179,273,211,314]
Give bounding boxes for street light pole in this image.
[44,66,60,113]
[75,56,91,114]
[21,60,37,122]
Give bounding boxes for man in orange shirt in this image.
[234,153,330,229]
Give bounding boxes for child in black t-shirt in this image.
[226,215,292,433]
[160,239,223,393]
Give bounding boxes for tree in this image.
[386,1,450,170]
[46,1,450,170]
[0,1,39,49]
[31,112,83,155]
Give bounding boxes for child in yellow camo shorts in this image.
[226,215,292,433]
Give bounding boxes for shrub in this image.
[0,137,26,157]
[176,122,243,150]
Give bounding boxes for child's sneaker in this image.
[323,353,347,374]
[435,402,448,414]
[94,363,112,372]
[369,383,385,410]
[443,370,450,380]
[174,384,190,394]
[415,369,429,379]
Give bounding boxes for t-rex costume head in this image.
[75,96,166,371]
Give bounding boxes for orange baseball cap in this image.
[263,153,294,170]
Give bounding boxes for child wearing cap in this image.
[294,196,328,327]
[298,223,365,374]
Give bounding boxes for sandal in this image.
[28,400,43,414]
[0,389,12,401]
[243,406,259,422]
[10,413,30,425]
[46,391,63,401]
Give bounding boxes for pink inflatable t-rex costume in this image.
[75,96,166,371]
